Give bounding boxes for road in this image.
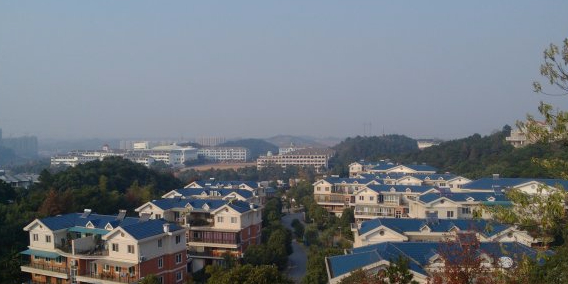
[281,211,308,283]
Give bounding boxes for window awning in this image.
[92,259,136,268]
[20,249,61,259]
[68,226,110,235]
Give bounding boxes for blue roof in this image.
[368,164,438,173]
[418,192,510,204]
[192,180,258,189]
[462,177,568,191]
[328,241,545,279]
[21,249,61,258]
[38,213,139,231]
[121,219,183,240]
[358,218,512,237]
[322,177,371,184]
[173,188,253,199]
[150,198,256,213]
[366,184,436,193]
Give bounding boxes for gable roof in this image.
[358,218,512,238]
[33,213,139,232]
[417,192,509,204]
[366,184,437,194]
[328,241,544,280]
[147,198,256,213]
[166,188,253,199]
[119,219,183,240]
[462,177,568,191]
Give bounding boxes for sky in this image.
[1,1,568,141]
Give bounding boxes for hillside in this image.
[265,135,327,148]
[395,127,568,179]
[330,135,419,175]
[219,139,279,160]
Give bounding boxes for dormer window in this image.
[86,221,94,229]
[466,197,474,202]
[487,197,496,202]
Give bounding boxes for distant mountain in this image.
[218,139,279,160]
[264,135,327,148]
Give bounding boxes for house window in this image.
[115,266,121,273]
[159,277,164,284]
[447,211,454,218]
[176,253,182,264]
[158,239,162,247]
[158,257,163,269]
[112,243,119,252]
[104,264,110,271]
[45,235,51,243]
[176,271,183,281]
[128,266,136,276]
[176,235,181,244]
[369,196,374,201]
[127,245,135,254]
[461,207,471,214]
[33,234,38,242]
[231,217,237,223]
[217,217,224,223]
[155,214,162,219]
[359,196,364,201]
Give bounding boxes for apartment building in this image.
[184,180,266,204]
[352,185,438,221]
[313,177,379,216]
[197,147,250,162]
[21,210,187,284]
[257,148,335,170]
[351,218,535,248]
[326,241,543,284]
[135,198,262,272]
[407,191,509,220]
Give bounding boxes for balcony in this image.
[21,261,69,279]
[76,272,138,284]
[56,242,108,257]
[188,248,241,259]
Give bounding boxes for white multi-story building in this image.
[257,148,335,170]
[197,147,250,162]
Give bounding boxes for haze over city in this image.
[1,1,568,140]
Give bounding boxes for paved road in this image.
[281,212,308,283]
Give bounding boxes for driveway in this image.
[281,212,308,283]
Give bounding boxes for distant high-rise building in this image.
[2,136,38,158]
[197,137,226,147]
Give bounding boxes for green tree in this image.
[206,264,293,284]
[140,274,160,284]
[339,257,418,284]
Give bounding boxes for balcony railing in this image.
[187,237,239,245]
[22,261,68,274]
[56,243,108,256]
[80,271,138,283]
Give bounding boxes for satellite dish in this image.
[498,256,514,269]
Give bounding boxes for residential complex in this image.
[257,148,335,170]
[21,210,187,284]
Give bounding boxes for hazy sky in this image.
[1,1,568,140]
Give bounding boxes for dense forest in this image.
[0,157,182,283]
[218,139,279,160]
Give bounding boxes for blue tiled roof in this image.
[150,198,256,213]
[368,164,438,173]
[322,177,370,184]
[462,177,568,190]
[173,188,253,199]
[418,192,509,204]
[329,242,545,279]
[39,213,139,231]
[366,184,436,194]
[121,219,183,240]
[358,218,511,237]
[410,173,457,181]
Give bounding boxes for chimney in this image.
[163,223,170,233]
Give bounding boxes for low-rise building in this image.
[21,209,187,284]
